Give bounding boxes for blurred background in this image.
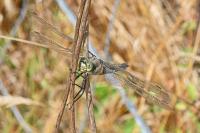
[0,0,200,133]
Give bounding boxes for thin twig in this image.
[85,21,97,132]
[70,0,89,132]
[55,0,99,58]
[56,0,92,132]
[78,106,88,133]
[85,78,97,133]
[56,0,87,127]
[0,81,32,133]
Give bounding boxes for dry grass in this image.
[0,0,199,132]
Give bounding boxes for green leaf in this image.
[159,124,165,133]
[121,119,135,133]
[176,128,183,133]
[186,83,198,101]
[197,122,200,132]
[4,55,16,69]
[181,20,197,35]
[0,38,5,46]
[181,47,193,53]
[40,79,49,89]
[175,102,187,111]
[95,83,116,102]
[25,54,41,89]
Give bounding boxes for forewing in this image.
[114,71,172,109]
[30,31,72,55]
[29,11,73,52]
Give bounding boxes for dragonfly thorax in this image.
[78,57,94,73]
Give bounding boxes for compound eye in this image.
[89,63,92,68]
[87,63,93,71]
[82,59,87,64]
[81,62,86,67]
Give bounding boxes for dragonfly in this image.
[0,11,172,110]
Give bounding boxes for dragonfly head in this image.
[78,57,93,73]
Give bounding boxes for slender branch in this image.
[56,0,92,132]
[85,19,97,132]
[70,1,91,132]
[55,0,99,58]
[85,78,97,133]
[78,106,88,133]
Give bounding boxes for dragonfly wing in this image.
[29,11,73,49]
[29,11,88,57]
[30,31,72,55]
[114,71,172,109]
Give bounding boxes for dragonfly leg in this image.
[67,72,86,109]
[76,72,84,80]
[69,71,84,84]
[69,67,83,79]
[73,83,81,88]
[67,84,86,110]
[89,51,96,58]
[74,85,86,102]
